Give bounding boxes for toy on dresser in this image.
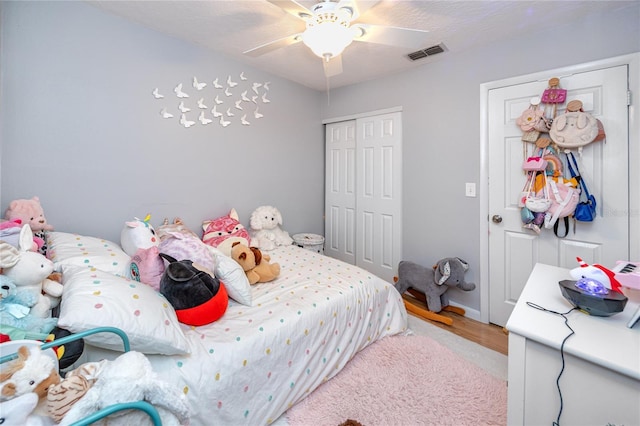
[569,257,624,293]
[611,261,640,290]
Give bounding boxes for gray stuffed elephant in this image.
[394,257,476,313]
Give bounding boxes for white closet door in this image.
[325,120,357,266]
[355,113,402,282]
[325,112,402,283]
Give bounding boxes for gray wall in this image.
[2,1,639,315]
[0,1,324,243]
[321,3,640,312]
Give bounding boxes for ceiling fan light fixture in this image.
[301,3,354,60]
[302,21,353,60]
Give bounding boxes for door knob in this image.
[492,215,503,223]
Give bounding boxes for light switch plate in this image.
[465,182,476,197]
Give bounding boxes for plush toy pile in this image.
[0,201,299,424]
[0,345,190,425]
[51,351,190,425]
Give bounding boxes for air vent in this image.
[407,43,447,61]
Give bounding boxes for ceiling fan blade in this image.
[352,23,429,49]
[266,0,314,20]
[337,0,381,21]
[323,55,343,77]
[243,33,302,57]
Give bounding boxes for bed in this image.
[46,231,408,425]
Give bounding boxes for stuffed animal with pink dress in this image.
[120,214,160,257]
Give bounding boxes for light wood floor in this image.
[403,294,509,356]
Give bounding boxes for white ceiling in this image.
[88,1,633,92]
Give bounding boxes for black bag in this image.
[567,152,597,222]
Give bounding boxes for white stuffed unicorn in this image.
[120,214,159,257]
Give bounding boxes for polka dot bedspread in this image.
[82,245,408,425]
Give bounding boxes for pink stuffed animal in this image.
[4,197,53,253]
[201,208,250,256]
[4,197,53,233]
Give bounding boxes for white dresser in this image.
[506,263,640,426]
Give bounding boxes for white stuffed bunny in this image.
[59,351,190,426]
[249,206,293,251]
[0,225,62,318]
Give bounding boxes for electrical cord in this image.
[526,302,579,426]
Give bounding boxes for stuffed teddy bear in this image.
[120,215,160,257]
[159,253,228,326]
[394,258,476,324]
[0,276,58,334]
[202,208,251,256]
[249,205,293,251]
[57,351,190,426]
[230,242,280,285]
[0,392,54,426]
[0,225,62,318]
[4,197,53,255]
[0,345,61,417]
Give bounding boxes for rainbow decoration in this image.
[543,154,563,177]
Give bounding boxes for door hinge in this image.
[628,90,632,106]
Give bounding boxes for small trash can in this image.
[292,233,325,255]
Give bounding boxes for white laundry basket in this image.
[292,233,325,254]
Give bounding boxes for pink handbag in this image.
[522,156,548,171]
[541,88,567,104]
[541,77,567,104]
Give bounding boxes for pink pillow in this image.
[130,246,165,291]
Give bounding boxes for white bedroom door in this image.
[325,111,402,283]
[488,65,630,327]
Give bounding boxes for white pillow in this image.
[57,265,190,355]
[47,232,131,276]
[207,246,252,306]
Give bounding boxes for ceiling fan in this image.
[243,0,429,77]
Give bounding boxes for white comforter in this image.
[83,245,408,425]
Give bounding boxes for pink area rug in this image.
[286,334,506,426]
